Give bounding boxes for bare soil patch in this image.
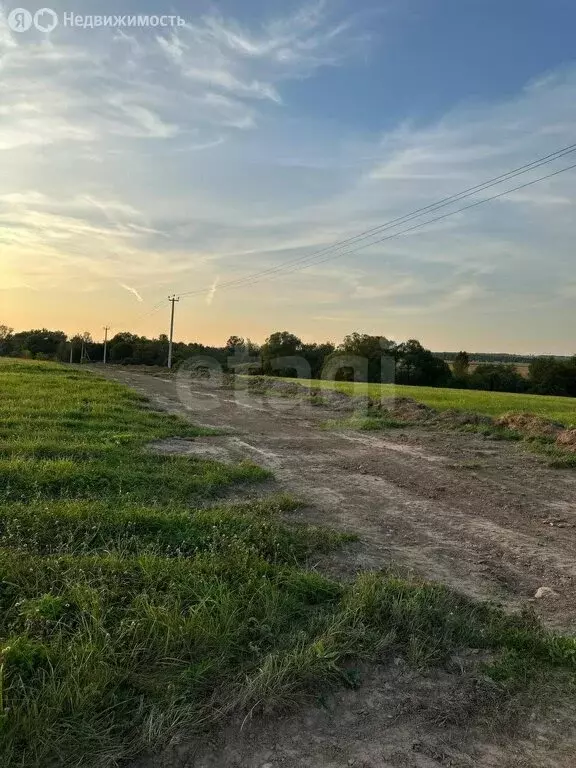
[134,661,576,768]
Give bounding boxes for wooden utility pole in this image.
[103,326,110,364]
[167,295,180,369]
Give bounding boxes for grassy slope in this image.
[1,359,575,767]
[276,377,576,426]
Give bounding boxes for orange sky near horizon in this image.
[3,282,573,357]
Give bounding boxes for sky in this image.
[1,0,575,354]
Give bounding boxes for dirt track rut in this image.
[95,367,576,634]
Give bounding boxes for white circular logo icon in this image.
[34,7,58,32]
[7,7,33,31]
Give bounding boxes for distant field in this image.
[278,377,576,426]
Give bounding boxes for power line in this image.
[177,143,576,299]
[174,142,576,300]
[107,141,576,330]
[199,160,576,295]
[263,160,576,281]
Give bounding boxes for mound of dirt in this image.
[556,429,576,452]
[267,380,303,397]
[381,396,435,423]
[313,389,358,412]
[391,397,435,421]
[245,376,275,394]
[496,412,564,439]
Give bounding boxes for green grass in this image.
[323,415,408,431]
[528,443,576,469]
[1,359,576,767]
[274,377,576,426]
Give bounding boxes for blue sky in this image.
[1,0,575,353]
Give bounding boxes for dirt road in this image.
[93,367,576,768]
[96,367,576,633]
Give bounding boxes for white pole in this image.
[103,326,110,364]
[167,295,180,369]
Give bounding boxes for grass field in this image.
[276,377,576,426]
[1,358,576,767]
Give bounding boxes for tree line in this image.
[1,324,574,397]
[440,351,571,364]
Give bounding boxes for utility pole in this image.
[103,326,110,364]
[167,295,180,369]
[69,340,74,364]
[80,336,85,364]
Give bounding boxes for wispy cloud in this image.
[155,1,364,132]
[206,276,220,306]
[119,283,144,302]
[1,1,575,353]
[0,1,363,153]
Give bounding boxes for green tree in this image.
[260,331,304,376]
[0,325,13,356]
[452,351,470,378]
[110,342,134,362]
[226,335,245,351]
[395,340,452,387]
[0,324,13,342]
[528,357,576,396]
[108,332,139,363]
[9,329,66,359]
[469,364,527,393]
[330,333,396,382]
[302,341,335,378]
